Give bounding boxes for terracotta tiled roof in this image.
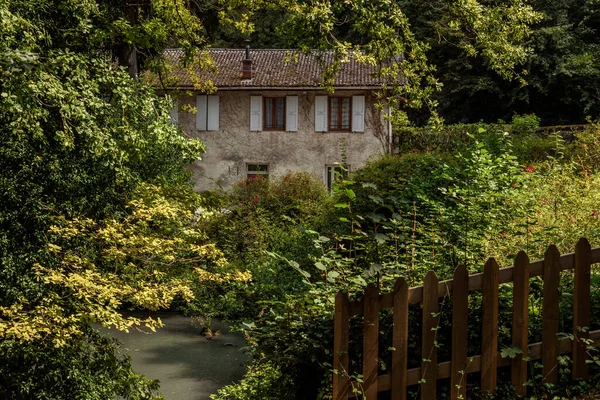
[161,48,384,89]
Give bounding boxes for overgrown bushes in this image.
[180,172,334,320]
[205,118,600,399]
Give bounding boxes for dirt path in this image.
[104,312,249,400]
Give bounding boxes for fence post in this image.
[511,251,530,396]
[333,291,350,400]
[392,278,409,400]
[421,270,439,400]
[481,258,499,393]
[363,284,380,399]
[451,265,469,400]
[542,245,561,384]
[573,238,591,380]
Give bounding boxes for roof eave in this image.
[161,85,383,91]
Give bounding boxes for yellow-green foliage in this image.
[483,163,600,266]
[572,121,600,172]
[0,184,251,348]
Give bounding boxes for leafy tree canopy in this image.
[399,0,600,124]
[215,0,542,126]
[0,1,215,397]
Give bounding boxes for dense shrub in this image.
[207,172,333,266]
[510,113,541,136]
[182,173,334,320]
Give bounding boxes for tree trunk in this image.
[119,44,138,79]
[118,1,138,79]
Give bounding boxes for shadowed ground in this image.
[104,312,249,400]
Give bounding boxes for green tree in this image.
[0,1,213,398]
[400,0,600,124]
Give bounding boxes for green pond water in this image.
[103,312,249,400]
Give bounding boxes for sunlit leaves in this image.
[0,183,236,348]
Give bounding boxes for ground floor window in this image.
[247,164,269,180]
[326,165,349,190]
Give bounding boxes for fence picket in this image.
[451,265,469,400]
[543,245,561,384]
[333,291,350,400]
[573,238,592,380]
[421,271,439,400]
[511,251,530,396]
[481,258,499,393]
[392,278,409,399]
[363,284,380,398]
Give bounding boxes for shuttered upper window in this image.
[250,95,298,132]
[263,97,285,130]
[315,95,364,133]
[328,97,351,131]
[196,95,219,131]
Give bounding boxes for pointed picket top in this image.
[394,276,408,293]
[424,269,438,284]
[514,250,530,268]
[544,244,560,261]
[484,257,499,273]
[576,237,591,248]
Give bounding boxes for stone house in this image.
[165,48,392,192]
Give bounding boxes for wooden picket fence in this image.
[333,238,600,399]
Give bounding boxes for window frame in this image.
[263,97,286,131]
[246,163,269,180]
[328,97,352,132]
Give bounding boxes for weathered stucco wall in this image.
[176,90,389,192]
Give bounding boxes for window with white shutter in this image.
[196,95,219,131]
[250,95,262,131]
[315,95,327,132]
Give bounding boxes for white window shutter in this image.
[352,95,365,132]
[196,95,207,131]
[169,98,179,124]
[207,95,219,131]
[286,96,298,132]
[315,95,327,132]
[250,95,262,131]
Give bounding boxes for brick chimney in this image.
[242,45,252,79]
